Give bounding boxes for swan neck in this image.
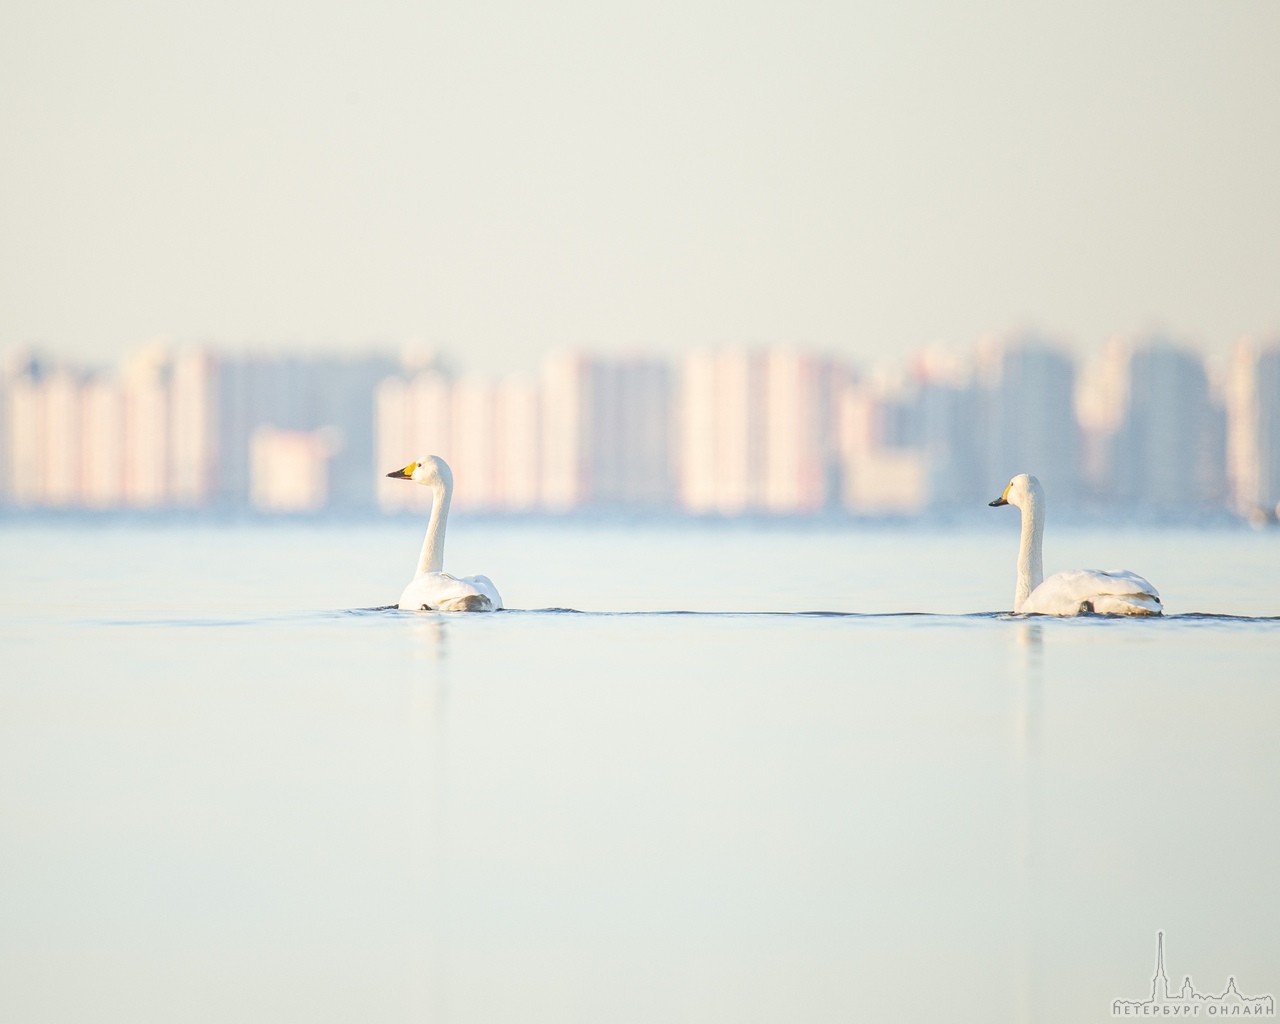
[1015,498,1045,611]
[418,479,450,574]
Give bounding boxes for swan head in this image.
[988,473,1043,510]
[386,455,453,488]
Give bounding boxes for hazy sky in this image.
[2,0,1278,372]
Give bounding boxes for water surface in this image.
[2,519,1278,1023]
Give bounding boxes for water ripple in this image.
[80,608,1280,628]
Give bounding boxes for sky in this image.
[2,0,1279,374]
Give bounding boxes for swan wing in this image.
[398,571,501,612]
[1022,569,1162,616]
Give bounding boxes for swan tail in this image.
[433,593,494,613]
[1088,592,1163,616]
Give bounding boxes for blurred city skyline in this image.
[4,332,1278,521]
[3,2,1279,372]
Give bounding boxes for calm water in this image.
[2,517,1278,1023]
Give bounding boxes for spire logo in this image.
[1112,932,1274,1017]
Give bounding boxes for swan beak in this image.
[988,496,1008,507]
[386,462,415,480]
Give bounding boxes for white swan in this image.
[989,473,1162,616]
[386,456,503,612]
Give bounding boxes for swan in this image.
[988,473,1162,616]
[386,456,503,612]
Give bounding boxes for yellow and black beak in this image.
[988,495,1008,507]
[386,462,416,480]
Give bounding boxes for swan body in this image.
[396,571,501,613]
[989,473,1162,617]
[386,456,502,612]
[1015,568,1163,616]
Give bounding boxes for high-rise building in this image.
[677,348,763,514]
[42,369,83,506]
[493,375,541,510]
[760,349,845,513]
[711,348,765,513]
[0,362,8,506]
[374,376,413,512]
[896,348,985,508]
[588,356,673,507]
[977,336,1079,501]
[833,369,929,515]
[81,375,125,508]
[539,351,587,511]
[319,356,398,511]
[450,376,498,509]
[542,351,673,510]
[1227,337,1280,519]
[4,356,46,506]
[676,349,719,513]
[399,369,454,511]
[1075,338,1131,500]
[121,345,172,508]
[1110,340,1224,510]
[170,348,217,507]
